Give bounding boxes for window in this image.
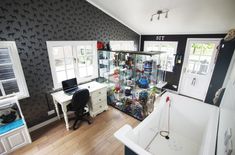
[144,41,178,72]
[47,41,98,89]
[110,41,135,51]
[187,42,216,75]
[0,42,29,99]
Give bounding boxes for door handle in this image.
[191,78,196,86]
[193,78,196,86]
[191,78,195,85]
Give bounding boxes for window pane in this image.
[188,43,215,75]
[2,80,19,95]
[87,65,93,76]
[55,59,65,71]
[56,71,66,83]
[67,69,75,79]
[65,58,74,70]
[0,48,11,64]
[187,62,195,73]
[85,45,93,55]
[111,44,121,51]
[79,67,87,77]
[152,45,160,51]
[78,59,86,67]
[110,41,134,51]
[144,41,178,72]
[64,46,73,57]
[189,55,200,61]
[77,46,85,56]
[52,47,64,59]
[53,47,66,71]
[86,55,93,65]
[0,65,15,80]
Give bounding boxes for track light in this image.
[157,14,160,20]
[165,11,168,18]
[150,9,169,21]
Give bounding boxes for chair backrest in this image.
[71,89,90,113]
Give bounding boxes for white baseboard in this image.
[28,116,59,133]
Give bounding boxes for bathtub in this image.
[114,92,219,155]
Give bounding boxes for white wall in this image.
[217,50,235,155]
[221,51,235,110]
[223,50,235,88]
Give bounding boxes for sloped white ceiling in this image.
[87,0,235,35]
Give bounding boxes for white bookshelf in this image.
[0,97,31,155]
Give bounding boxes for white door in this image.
[179,38,220,101]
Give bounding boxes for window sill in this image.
[0,93,30,101]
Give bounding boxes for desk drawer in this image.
[91,95,106,105]
[91,88,107,98]
[92,100,107,111]
[92,102,106,111]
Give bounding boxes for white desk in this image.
[51,81,108,130]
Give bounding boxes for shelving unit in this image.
[0,97,31,155]
[97,50,167,120]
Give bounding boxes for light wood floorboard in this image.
[11,106,139,155]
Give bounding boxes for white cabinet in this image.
[0,97,31,155]
[1,127,31,154]
[0,141,6,155]
[89,87,108,117]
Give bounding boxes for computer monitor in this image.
[62,78,78,92]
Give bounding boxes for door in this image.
[179,39,220,101]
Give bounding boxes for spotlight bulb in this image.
[165,12,168,18]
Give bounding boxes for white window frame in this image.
[110,41,135,51]
[144,41,178,72]
[0,41,29,100]
[47,41,98,89]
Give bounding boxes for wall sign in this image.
[156,36,165,41]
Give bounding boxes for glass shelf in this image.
[97,50,165,120]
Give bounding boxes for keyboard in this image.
[64,87,79,95]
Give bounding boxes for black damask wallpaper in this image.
[0,0,139,127]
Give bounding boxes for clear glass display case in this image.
[97,50,165,120]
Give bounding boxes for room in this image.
[0,0,234,154]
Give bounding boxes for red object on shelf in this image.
[97,41,104,50]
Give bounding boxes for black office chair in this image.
[69,89,91,130]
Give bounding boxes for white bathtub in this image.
[114,92,219,155]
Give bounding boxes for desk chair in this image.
[69,89,91,130]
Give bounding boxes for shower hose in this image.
[160,97,171,139]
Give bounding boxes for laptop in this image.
[62,78,79,95]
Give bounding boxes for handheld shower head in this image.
[166,96,170,103]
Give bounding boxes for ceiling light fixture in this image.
[150,9,169,21]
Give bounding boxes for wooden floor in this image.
[11,106,139,155]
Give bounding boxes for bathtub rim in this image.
[114,124,152,155]
[114,92,220,155]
